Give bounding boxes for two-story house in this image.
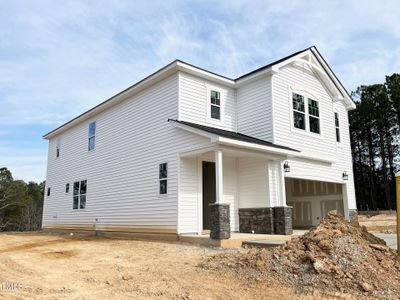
[42,46,356,240]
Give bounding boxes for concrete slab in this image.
[179,232,292,248]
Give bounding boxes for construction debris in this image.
[202,212,400,299]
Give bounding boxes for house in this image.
[42,46,357,240]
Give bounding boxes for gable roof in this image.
[43,46,354,139]
[168,119,299,153]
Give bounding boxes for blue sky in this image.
[1,0,400,182]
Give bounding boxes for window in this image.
[65,183,70,193]
[308,99,320,134]
[56,139,60,158]
[159,163,168,195]
[335,112,340,142]
[292,93,305,130]
[73,180,87,209]
[88,121,96,151]
[210,90,221,120]
[47,187,51,197]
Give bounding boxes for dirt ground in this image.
[0,231,361,300]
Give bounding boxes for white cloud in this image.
[0,0,400,181]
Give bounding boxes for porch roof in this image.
[168,119,299,153]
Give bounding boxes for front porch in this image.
[178,145,294,239]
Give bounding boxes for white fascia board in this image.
[235,68,273,87]
[216,137,299,157]
[310,48,356,110]
[168,120,219,141]
[176,61,235,87]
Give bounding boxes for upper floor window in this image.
[292,93,305,130]
[308,99,320,134]
[88,121,96,151]
[56,139,60,158]
[292,92,320,135]
[159,163,168,195]
[47,187,51,197]
[335,112,340,142]
[73,180,87,209]
[210,90,221,120]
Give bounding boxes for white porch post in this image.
[267,160,287,207]
[209,149,230,240]
[215,149,223,204]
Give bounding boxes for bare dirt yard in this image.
[0,232,309,300]
[0,214,398,300]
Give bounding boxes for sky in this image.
[1,0,400,182]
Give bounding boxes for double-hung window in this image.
[210,90,221,120]
[335,112,340,142]
[73,180,87,209]
[159,163,168,195]
[56,139,60,158]
[292,93,306,130]
[308,99,320,134]
[88,121,96,151]
[292,93,320,134]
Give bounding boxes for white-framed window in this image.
[65,183,70,193]
[73,180,87,209]
[88,121,96,151]
[47,187,51,197]
[291,92,320,135]
[308,98,320,134]
[210,90,221,120]
[56,139,60,158]
[159,163,168,195]
[292,93,306,130]
[334,112,340,142]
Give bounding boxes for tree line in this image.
[350,73,400,211]
[0,167,44,231]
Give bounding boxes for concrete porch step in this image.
[242,239,287,249]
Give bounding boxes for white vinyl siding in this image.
[43,74,211,232]
[272,63,356,210]
[237,76,273,141]
[179,72,236,131]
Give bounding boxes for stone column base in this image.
[349,209,358,223]
[239,208,274,234]
[209,203,230,240]
[273,206,293,235]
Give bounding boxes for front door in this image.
[202,161,216,230]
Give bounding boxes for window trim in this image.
[308,98,320,134]
[206,85,224,124]
[88,121,96,151]
[72,179,87,210]
[158,162,168,196]
[334,111,341,143]
[289,87,323,138]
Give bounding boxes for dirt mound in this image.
[202,212,400,299]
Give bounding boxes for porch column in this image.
[209,149,230,240]
[268,159,293,235]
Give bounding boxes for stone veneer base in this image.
[209,203,230,240]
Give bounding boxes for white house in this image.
[42,46,357,239]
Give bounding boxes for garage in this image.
[285,178,344,228]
